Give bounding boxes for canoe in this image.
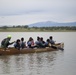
[0,43,64,55]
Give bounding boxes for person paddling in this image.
[1,35,15,50]
[44,39,51,47]
[49,36,55,45]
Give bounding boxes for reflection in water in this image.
[0,51,63,75]
[0,56,11,74]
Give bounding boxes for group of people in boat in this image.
[1,35,56,50]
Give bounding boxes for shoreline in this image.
[0,30,76,32]
[0,28,76,32]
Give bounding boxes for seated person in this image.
[20,37,26,49]
[35,37,45,48]
[44,39,57,49]
[14,39,20,50]
[35,36,41,48]
[49,36,55,45]
[27,37,35,48]
[44,39,51,47]
[41,37,45,44]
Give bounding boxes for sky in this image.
[0,0,76,26]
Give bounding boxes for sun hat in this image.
[7,35,11,38]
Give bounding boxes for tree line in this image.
[0,25,76,31]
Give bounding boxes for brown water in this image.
[0,32,76,75]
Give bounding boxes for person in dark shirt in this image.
[49,36,55,45]
[44,39,50,47]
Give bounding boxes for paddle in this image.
[51,45,64,50]
[50,42,64,51]
[51,45,57,49]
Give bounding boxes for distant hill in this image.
[29,21,76,27]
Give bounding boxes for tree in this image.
[24,25,29,28]
[1,26,8,30]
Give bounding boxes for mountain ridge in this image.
[29,21,76,27]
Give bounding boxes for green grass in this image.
[0,28,76,32]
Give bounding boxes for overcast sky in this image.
[0,0,76,25]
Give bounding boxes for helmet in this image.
[7,35,11,38]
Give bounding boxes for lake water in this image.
[0,32,76,75]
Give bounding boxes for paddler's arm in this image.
[9,41,15,45]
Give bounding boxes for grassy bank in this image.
[0,27,76,32]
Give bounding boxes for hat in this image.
[7,35,11,38]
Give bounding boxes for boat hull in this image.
[0,43,64,55]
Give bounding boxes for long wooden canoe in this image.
[0,43,64,55]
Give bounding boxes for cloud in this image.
[0,0,50,15]
[0,0,76,25]
[0,0,75,15]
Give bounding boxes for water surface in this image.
[0,32,76,75]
